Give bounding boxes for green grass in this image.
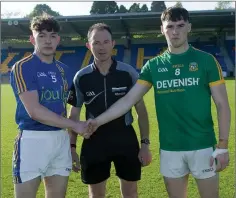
[1,79,235,198]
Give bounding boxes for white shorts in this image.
[12,129,72,184]
[160,147,216,179]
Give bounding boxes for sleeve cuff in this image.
[137,79,152,87]
[209,79,225,87]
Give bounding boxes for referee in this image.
[68,23,152,198]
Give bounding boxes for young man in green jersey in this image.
[84,7,231,198]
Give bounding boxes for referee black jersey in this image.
[68,59,139,129]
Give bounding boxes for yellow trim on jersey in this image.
[212,56,224,80]
[137,79,152,87]
[209,79,225,87]
[13,66,20,93]
[14,55,33,93]
[15,62,25,93]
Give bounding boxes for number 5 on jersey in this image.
[51,75,57,83]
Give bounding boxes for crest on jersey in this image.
[189,62,198,71]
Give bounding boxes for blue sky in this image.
[1,1,234,18]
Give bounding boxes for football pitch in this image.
[1,79,235,198]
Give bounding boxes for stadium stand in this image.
[0,45,125,77]
[1,9,235,79]
[130,44,167,70]
[1,42,229,76]
[130,42,228,73]
[225,40,235,65]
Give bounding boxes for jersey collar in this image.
[166,44,193,57]
[92,58,117,74]
[32,51,56,65]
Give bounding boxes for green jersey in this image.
[138,45,225,151]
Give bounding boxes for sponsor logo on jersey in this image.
[189,62,198,71]
[158,68,168,72]
[156,77,200,89]
[86,91,96,97]
[40,86,68,102]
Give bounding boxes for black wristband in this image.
[71,144,76,148]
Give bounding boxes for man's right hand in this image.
[71,147,80,172]
[71,121,90,136]
[83,119,99,139]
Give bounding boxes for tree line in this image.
[25,2,167,18]
[2,1,233,18]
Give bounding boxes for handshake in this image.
[70,119,99,139]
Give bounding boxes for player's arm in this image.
[210,84,231,148]
[19,91,80,129]
[208,56,231,149]
[95,60,153,128]
[128,65,150,143]
[96,82,151,127]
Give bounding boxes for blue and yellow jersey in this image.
[10,53,74,131]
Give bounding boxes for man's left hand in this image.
[210,149,229,172]
[138,144,152,167]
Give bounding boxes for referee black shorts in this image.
[80,125,141,184]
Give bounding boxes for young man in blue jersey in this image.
[10,14,88,198]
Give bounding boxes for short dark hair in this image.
[161,7,189,22]
[87,23,113,41]
[30,13,60,33]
